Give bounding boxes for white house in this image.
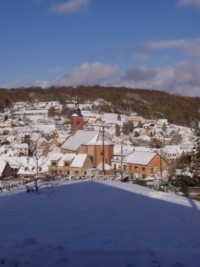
[161,145,183,161]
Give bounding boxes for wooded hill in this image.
[0,86,199,128]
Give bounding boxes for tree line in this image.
[0,86,200,128]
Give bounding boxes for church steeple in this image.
[70,101,84,136]
[74,101,82,116]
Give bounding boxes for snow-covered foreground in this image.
[0,180,200,267]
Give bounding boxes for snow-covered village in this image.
[0,98,197,192]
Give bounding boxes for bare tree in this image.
[29,140,49,192]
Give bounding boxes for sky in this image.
[1,0,200,96]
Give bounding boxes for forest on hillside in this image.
[0,86,200,128]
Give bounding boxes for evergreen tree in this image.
[190,132,200,180]
[0,102,4,113]
[117,113,121,121]
[122,122,129,135]
[115,123,121,137]
[122,121,134,135]
[127,121,134,132]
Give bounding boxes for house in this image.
[143,121,155,130]
[14,143,29,156]
[157,119,168,127]
[48,153,76,177]
[111,150,167,179]
[0,159,12,179]
[152,133,165,143]
[70,154,93,176]
[128,116,144,126]
[15,131,25,142]
[42,139,60,156]
[17,156,49,179]
[161,145,183,161]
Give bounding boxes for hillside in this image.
[0,180,200,267]
[0,86,200,128]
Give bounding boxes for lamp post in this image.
[160,148,163,179]
[101,125,105,176]
[120,133,124,180]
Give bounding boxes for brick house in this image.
[111,150,167,179]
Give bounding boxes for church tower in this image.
[70,101,84,136]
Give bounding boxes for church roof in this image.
[61,130,99,151]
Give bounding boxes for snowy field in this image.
[0,180,200,267]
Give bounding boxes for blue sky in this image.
[1,0,200,96]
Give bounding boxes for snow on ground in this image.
[0,180,200,267]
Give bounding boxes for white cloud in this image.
[144,39,187,50]
[49,0,91,14]
[55,62,119,86]
[115,62,200,96]
[177,0,200,8]
[144,37,200,57]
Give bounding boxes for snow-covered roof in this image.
[162,145,183,154]
[114,150,133,157]
[58,154,76,167]
[71,154,88,168]
[126,151,157,165]
[134,146,154,152]
[61,130,99,151]
[14,143,28,149]
[48,153,62,161]
[97,162,112,170]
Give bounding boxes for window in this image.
[64,162,69,167]
[135,166,138,171]
[52,161,57,166]
[142,167,145,171]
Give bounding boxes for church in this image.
[60,102,114,174]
